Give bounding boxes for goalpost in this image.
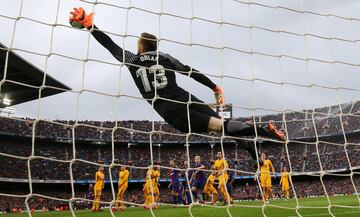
[0,0,360,217]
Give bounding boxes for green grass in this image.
[6,195,360,217]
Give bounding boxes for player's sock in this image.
[178,193,185,204]
[264,189,268,201]
[213,193,218,203]
[219,186,227,200]
[201,193,206,201]
[172,195,178,204]
[185,191,191,204]
[269,188,273,199]
[115,195,120,209]
[95,201,99,210]
[120,196,125,209]
[145,194,151,205]
[155,194,159,203]
[192,190,198,200]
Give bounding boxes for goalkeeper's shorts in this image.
[154,93,220,133]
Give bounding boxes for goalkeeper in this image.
[69,8,285,160]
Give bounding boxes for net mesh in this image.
[0,0,360,216]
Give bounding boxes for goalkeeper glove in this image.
[213,85,224,105]
[69,7,93,29]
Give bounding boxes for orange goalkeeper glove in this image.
[69,7,93,29]
[213,85,225,105]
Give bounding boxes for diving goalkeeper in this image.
[69,8,285,159]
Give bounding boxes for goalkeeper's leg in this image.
[210,118,286,140]
[207,118,285,161]
[186,101,286,141]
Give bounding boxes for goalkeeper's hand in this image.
[69,7,93,29]
[213,85,224,105]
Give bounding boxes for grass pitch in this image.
[5,195,360,217]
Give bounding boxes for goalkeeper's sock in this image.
[224,120,267,137]
[224,120,283,140]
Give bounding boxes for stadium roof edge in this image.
[0,42,71,108]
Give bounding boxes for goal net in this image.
[0,0,359,217]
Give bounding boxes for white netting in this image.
[0,0,360,217]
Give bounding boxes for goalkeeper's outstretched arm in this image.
[69,7,136,64]
[91,26,136,64]
[162,53,224,105]
[164,53,216,89]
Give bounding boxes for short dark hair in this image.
[140,32,157,52]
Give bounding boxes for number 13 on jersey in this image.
[136,65,168,92]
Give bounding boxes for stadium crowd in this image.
[0,101,359,143]
[1,140,359,181]
[0,101,360,212]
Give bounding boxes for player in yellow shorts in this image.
[143,167,154,208]
[143,163,161,208]
[92,166,105,211]
[257,152,275,203]
[203,171,218,205]
[214,152,233,204]
[115,166,129,210]
[280,166,290,199]
[153,164,161,204]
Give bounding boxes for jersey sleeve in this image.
[161,53,217,90]
[90,25,137,64]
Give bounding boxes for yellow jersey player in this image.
[214,152,233,204]
[258,152,275,203]
[92,166,105,212]
[203,170,218,205]
[280,166,290,200]
[115,166,129,211]
[143,164,160,209]
[153,164,161,204]
[143,167,154,208]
